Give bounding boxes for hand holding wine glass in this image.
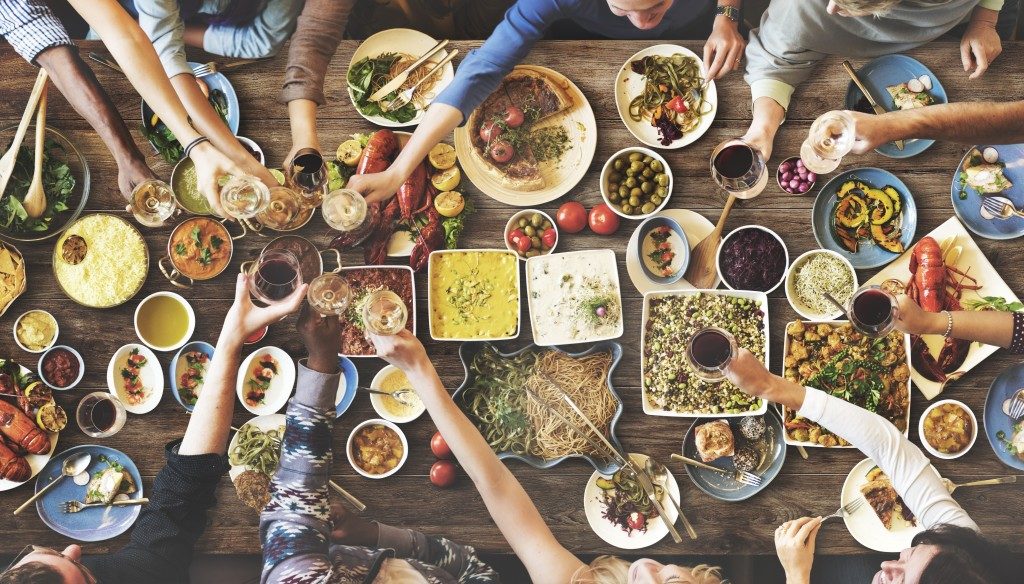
[222,272,307,346]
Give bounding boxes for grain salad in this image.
[643,293,766,414]
[53,214,147,308]
[794,253,855,316]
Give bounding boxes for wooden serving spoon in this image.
[0,69,48,199]
[23,82,50,219]
[684,194,736,289]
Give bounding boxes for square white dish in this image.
[427,249,521,342]
[525,249,624,346]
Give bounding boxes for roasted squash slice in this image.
[837,180,859,198]
[867,188,895,224]
[883,186,902,214]
[836,195,868,228]
[871,223,905,254]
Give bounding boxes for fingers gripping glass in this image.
[4,544,98,584]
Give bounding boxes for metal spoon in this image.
[645,457,698,540]
[360,386,417,406]
[944,475,1017,494]
[823,292,852,320]
[14,452,92,515]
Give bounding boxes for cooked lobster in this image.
[397,162,428,222]
[356,130,399,175]
[364,196,402,266]
[904,236,980,383]
[0,440,29,482]
[0,399,49,455]
[410,200,445,273]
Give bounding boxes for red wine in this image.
[690,330,732,368]
[714,144,754,179]
[293,152,324,174]
[853,289,893,327]
[91,399,117,432]
[259,259,298,285]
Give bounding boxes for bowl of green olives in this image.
[600,147,673,220]
[505,209,558,260]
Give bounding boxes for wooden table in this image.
[1,40,1021,562]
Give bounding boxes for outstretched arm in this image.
[849,102,1024,154]
[892,294,1019,351]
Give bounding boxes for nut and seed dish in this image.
[642,293,766,415]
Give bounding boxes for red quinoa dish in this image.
[340,268,415,356]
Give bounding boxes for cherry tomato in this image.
[503,106,525,128]
[541,228,557,248]
[489,140,515,164]
[626,511,646,531]
[515,234,532,253]
[479,120,502,142]
[508,228,525,245]
[555,201,587,234]
[430,460,457,488]
[588,203,620,235]
[666,95,688,113]
[430,431,453,459]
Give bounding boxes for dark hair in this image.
[0,562,64,584]
[179,0,269,26]
[913,524,1019,584]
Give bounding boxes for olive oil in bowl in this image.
[134,292,195,351]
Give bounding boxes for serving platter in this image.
[950,144,1024,240]
[337,265,417,358]
[427,249,521,342]
[625,209,719,294]
[0,363,59,492]
[583,453,680,549]
[841,458,923,552]
[525,249,623,347]
[863,216,1019,399]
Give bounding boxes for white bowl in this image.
[919,399,978,460]
[716,225,789,295]
[504,210,558,260]
[237,346,296,416]
[599,147,673,220]
[13,310,58,353]
[107,343,163,415]
[368,365,425,424]
[38,345,85,390]
[785,250,859,321]
[346,418,409,479]
[133,291,196,352]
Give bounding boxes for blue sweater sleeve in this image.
[433,0,568,124]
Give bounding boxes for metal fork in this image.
[980,196,1024,221]
[380,49,459,113]
[1008,389,1024,420]
[191,58,272,78]
[670,454,763,487]
[62,498,149,513]
[822,497,866,522]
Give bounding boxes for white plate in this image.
[781,321,911,449]
[346,28,456,128]
[454,65,597,207]
[863,216,1020,399]
[0,362,59,492]
[525,249,623,346]
[236,347,296,416]
[614,44,717,150]
[640,289,770,418]
[106,344,163,415]
[841,458,923,552]
[227,413,286,482]
[583,453,680,549]
[369,365,425,424]
[387,230,415,257]
[427,249,521,342]
[626,209,718,294]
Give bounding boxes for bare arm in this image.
[850,102,1024,154]
[741,96,786,161]
[284,98,319,167]
[183,22,208,48]
[894,294,1014,348]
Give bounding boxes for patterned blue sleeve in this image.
[260,363,339,584]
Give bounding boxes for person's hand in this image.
[221,273,307,346]
[739,129,773,162]
[848,110,890,155]
[961,19,1002,80]
[297,303,342,372]
[367,329,430,373]
[235,153,279,189]
[329,502,378,546]
[723,348,776,398]
[703,15,746,80]
[346,170,403,205]
[190,141,247,217]
[894,294,944,336]
[116,157,157,202]
[774,516,822,584]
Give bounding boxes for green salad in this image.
[0,138,75,234]
[142,89,229,163]
[347,54,421,124]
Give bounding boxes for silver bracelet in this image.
[942,310,954,338]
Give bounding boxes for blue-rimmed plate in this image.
[35,445,143,542]
[635,215,688,284]
[680,410,785,502]
[452,341,625,475]
[844,55,947,159]
[335,356,358,418]
[812,167,917,269]
[950,144,1024,240]
[984,363,1024,470]
[169,341,215,412]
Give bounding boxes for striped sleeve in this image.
[0,0,74,64]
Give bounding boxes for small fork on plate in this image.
[1008,389,1024,420]
[380,50,460,113]
[823,497,866,522]
[670,454,763,487]
[62,498,149,514]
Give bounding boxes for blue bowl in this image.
[335,356,358,418]
[169,341,215,412]
[635,216,689,284]
[452,341,625,474]
[983,363,1024,470]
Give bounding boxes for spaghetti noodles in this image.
[627,53,712,143]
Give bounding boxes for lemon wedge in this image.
[428,143,457,170]
[337,140,364,167]
[434,191,465,217]
[36,402,67,433]
[431,167,461,192]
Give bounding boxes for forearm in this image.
[749,96,785,137]
[389,104,462,179]
[179,335,243,455]
[183,22,207,49]
[914,309,1014,348]
[971,6,1000,26]
[171,74,253,164]
[873,102,1024,146]
[288,99,320,151]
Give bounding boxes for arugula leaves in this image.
[141,89,230,163]
[0,138,76,233]
[347,54,420,124]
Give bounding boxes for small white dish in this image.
[13,309,58,354]
[785,249,858,321]
[133,291,196,352]
[504,209,558,260]
[237,347,296,416]
[369,365,425,424]
[716,225,789,295]
[346,418,409,479]
[599,147,673,220]
[227,413,285,482]
[841,458,923,552]
[919,399,978,460]
[38,345,85,390]
[582,453,680,549]
[106,343,163,415]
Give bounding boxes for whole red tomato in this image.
[588,203,620,235]
[430,460,457,488]
[503,106,525,128]
[479,120,502,142]
[555,201,587,234]
[430,431,452,459]
[489,140,515,164]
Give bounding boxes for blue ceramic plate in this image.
[844,55,947,159]
[635,216,688,284]
[680,410,786,502]
[140,62,241,157]
[983,363,1024,470]
[169,341,215,412]
[452,341,625,474]
[335,356,358,418]
[35,445,143,542]
[950,144,1024,240]
[812,167,917,269]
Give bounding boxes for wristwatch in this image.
[716,4,741,23]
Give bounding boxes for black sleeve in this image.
[82,440,229,583]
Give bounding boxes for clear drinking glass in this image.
[220,174,271,219]
[307,272,353,316]
[685,327,739,383]
[848,285,898,337]
[76,392,127,438]
[247,249,303,305]
[321,188,375,247]
[128,179,176,227]
[288,148,328,206]
[799,111,856,175]
[362,290,408,336]
[257,185,309,231]
[710,139,769,200]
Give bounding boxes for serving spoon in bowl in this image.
[360,386,417,406]
[23,82,49,219]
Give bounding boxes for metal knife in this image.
[842,60,904,151]
[367,39,449,102]
[88,52,123,74]
[628,460,684,543]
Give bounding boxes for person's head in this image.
[575,556,725,584]
[873,525,1016,584]
[606,0,675,30]
[1,545,96,584]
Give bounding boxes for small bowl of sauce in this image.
[39,345,85,390]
